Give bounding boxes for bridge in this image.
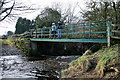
[30,19,113,47]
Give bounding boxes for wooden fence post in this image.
[89,23,91,38]
[83,23,85,38]
[35,28,37,38]
[49,28,51,38]
[72,24,75,38]
[41,29,43,38]
[107,20,111,48]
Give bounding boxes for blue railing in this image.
[31,19,112,40]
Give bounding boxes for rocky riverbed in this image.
[0,44,80,80]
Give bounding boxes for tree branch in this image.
[0,0,15,22]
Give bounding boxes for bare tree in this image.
[63,3,78,23]
[51,2,81,24]
[0,0,38,22]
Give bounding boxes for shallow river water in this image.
[0,44,80,80]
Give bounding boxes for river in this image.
[0,44,80,80]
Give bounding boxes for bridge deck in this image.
[30,38,107,43]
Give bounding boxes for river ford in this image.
[0,44,80,80]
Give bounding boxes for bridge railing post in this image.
[49,28,51,38]
[35,28,37,38]
[107,20,111,48]
[41,29,43,38]
[82,23,85,38]
[72,24,75,38]
[89,23,91,38]
[66,24,69,38]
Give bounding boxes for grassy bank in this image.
[12,38,30,55]
[0,39,9,45]
[61,44,120,78]
[1,38,30,56]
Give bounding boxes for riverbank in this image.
[0,41,80,79]
[61,44,120,79]
[1,38,31,56]
[0,44,23,56]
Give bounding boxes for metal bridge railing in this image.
[31,19,112,40]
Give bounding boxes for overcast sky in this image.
[0,0,89,35]
[1,0,117,35]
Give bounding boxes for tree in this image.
[82,2,110,21]
[35,2,82,28]
[15,17,35,34]
[81,1,120,23]
[51,2,80,23]
[61,3,80,23]
[35,7,61,28]
[7,31,13,36]
[111,2,120,24]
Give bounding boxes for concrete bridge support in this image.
[30,41,101,56]
[30,41,38,56]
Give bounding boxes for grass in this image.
[0,39,9,45]
[95,44,119,76]
[69,56,87,66]
[12,38,30,55]
[62,56,88,77]
[1,38,30,55]
[61,43,120,78]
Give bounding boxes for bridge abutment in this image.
[30,41,39,56]
[30,41,101,56]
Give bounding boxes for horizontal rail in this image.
[112,30,120,33]
[30,19,112,40]
[111,36,120,39]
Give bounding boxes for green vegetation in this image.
[0,39,9,45]
[1,38,30,55]
[61,44,120,78]
[0,39,18,45]
[11,38,30,55]
[94,44,119,77]
[69,56,87,66]
[62,56,91,78]
[35,7,61,28]
[7,31,13,36]
[15,17,35,34]
[83,1,120,24]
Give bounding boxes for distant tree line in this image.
[15,17,35,34]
